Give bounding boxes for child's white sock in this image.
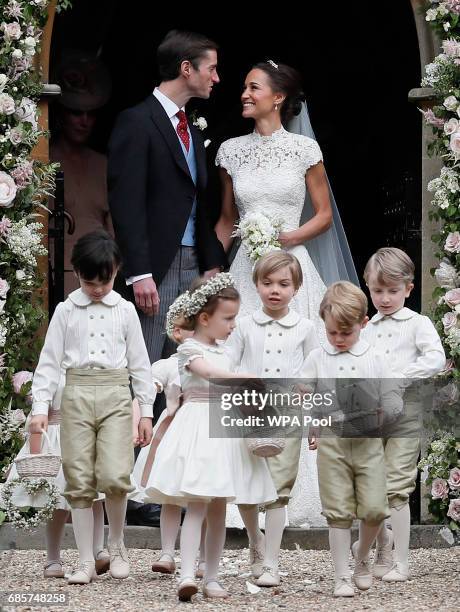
[239,505,264,547]
[105,495,127,546]
[356,520,381,560]
[375,520,391,548]
[204,499,226,584]
[46,509,69,563]
[329,527,351,579]
[180,502,207,580]
[263,507,286,571]
[160,504,181,558]
[71,507,95,563]
[391,504,410,569]
[92,501,105,556]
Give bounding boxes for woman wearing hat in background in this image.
[50,51,114,297]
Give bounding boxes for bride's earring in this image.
[274,103,279,111]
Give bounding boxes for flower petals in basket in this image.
[14,429,61,478]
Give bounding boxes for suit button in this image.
[266,350,270,353]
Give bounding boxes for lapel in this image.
[190,124,206,190]
[146,96,192,182]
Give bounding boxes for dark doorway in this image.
[50,0,422,310]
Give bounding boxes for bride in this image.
[215,60,357,528]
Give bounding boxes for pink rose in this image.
[0,93,15,115]
[445,118,459,135]
[450,131,460,156]
[445,231,460,253]
[8,127,22,145]
[443,311,458,331]
[0,172,17,208]
[447,498,460,522]
[12,370,33,394]
[2,22,21,41]
[431,478,449,500]
[445,288,460,307]
[443,39,460,57]
[10,409,25,425]
[11,160,33,189]
[446,0,460,14]
[0,215,12,237]
[448,467,460,490]
[0,278,9,299]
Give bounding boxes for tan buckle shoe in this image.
[249,536,265,578]
[202,580,229,598]
[67,561,97,585]
[255,566,280,587]
[373,530,394,578]
[151,553,176,574]
[333,575,354,597]
[382,562,409,582]
[94,549,110,575]
[351,541,373,591]
[177,577,198,602]
[44,561,65,579]
[108,541,130,579]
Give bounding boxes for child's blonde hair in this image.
[363,247,415,286]
[166,313,190,342]
[319,281,368,330]
[252,251,303,290]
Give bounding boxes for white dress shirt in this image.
[300,338,403,423]
[32,289,154,417]
[362,307,446,378]
[225,309,319,377]
[127,88,188,286]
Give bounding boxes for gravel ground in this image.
[0,547,458,612]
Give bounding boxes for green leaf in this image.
[0,511,5,526]
[450,520,459,531]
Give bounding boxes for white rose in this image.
[0,171,17,207]
[0,74,7,93]
[444,95,459,111]
[194,117,207,130]
[23,36,36,57]
[3,21,21,41]
[444,118,459,135]
[443,311,458,332]
[0,299,5,314]
[455,304,460,314]
[0,93,15,115]
[12,49,23,59]
[445,231,460,253]
[450,131,460,156]
[15,269,26,281]
[14,97,37,128]
[435,260,459,289]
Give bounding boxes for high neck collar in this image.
[251,126,286,141]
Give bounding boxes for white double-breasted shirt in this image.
[32,289,154,417]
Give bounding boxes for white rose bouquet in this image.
[232,212,283,263]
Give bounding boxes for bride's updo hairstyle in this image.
[181,274,240,330]
[253,61,304,124]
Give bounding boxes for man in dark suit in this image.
[108,29,226,363]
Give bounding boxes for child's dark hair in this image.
[71,230,122,283]
[182,276,240,330]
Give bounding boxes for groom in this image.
[108,29,227,362]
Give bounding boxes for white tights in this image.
[239,505,286,571]
[180,499,226,584]
[46,501,106,564]
[376,504,410,569]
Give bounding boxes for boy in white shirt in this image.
[359,248,445,581]
[225,251,319,587]
[300,281,401,597]
[29,230,154,584]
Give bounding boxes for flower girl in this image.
[145,273,277,601]
[132,293,206,577]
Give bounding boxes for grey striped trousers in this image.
[139,246,199,363]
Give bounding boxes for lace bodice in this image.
[216,127,322,230]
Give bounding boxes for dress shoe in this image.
[202,580,229,598]
[94,549,110,575]
[249,535,265,578]
[67,561,97,585]
[44,561,65,579]
[351,541,373,590]
[373,530,394,578]
[255,566,280,587]
[177,577,198,601]
[108,540,130,579]
[151,553,176,574]
[333,575,354,597]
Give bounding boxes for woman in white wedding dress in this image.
[215,61,356,529]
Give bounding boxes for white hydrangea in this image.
[6,219,47,267]
[435,259,460,289]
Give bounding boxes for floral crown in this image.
[165,291,191,336]
[184,272,235,317]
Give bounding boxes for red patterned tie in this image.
[176,110,190,151]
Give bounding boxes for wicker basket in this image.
[15,429,61,478]
[245,436,286,458]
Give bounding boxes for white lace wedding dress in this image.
[216,127,327,527]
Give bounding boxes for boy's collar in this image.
[68,288,121,307]
[370,306,415,323]
[323,338,370,356]
[252,308,300,327]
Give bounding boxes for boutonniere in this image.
[193,116,208,131]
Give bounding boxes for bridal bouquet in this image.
[232,212,283,263]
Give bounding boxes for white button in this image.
[277,349,281,353]
[101,333,104,337]
[266,350,270,353]
[89,315,94,319]
[90,351,95,355]
[278,332,282,336]
[90,333,95,337]
[268,333,272,337]
[377,334,382,338]
[265,368,269,372]
[101,350,105,354]
[276,368,280,372]
[388,333,392,338]
[100,315,104,319]
[351,366,355,371]
[339,366,344,371]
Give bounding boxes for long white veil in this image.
[287,102,359,286]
